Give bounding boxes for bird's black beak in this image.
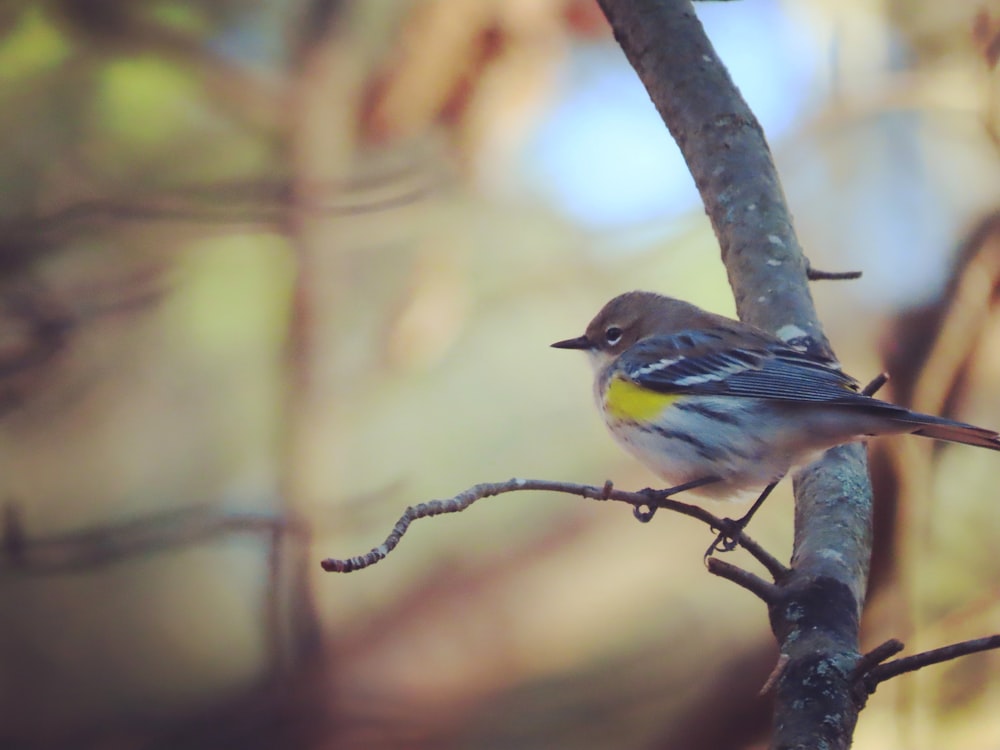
[551,335,593,350]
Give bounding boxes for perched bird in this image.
[552,291,1000,533]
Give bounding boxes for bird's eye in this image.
[604,326,623,346]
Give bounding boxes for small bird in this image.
[552,291,1000,538]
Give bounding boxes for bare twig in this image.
[805,263,863,282]
[320,478,789,576]
[740,539,789,582]
[861,372,889,397]
[862,635,1000,692]
[646,483,789,577]
[706,557,780,602]
[849,638,905,682]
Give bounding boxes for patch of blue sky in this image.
[523,0,820,232]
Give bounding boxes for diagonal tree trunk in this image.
[594,1,872,747]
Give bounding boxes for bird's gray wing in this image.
[618,332,865,404]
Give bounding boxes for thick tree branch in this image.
[595,1,872,747]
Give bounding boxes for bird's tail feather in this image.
[902,413,1000,452]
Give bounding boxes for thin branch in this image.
[320,478,788,576]
[861,372,889,397]
[806,264,863,282]
[706,557,780,603]
[739,538,789,582]
[863,635,1000,691]
[849,638,905,682]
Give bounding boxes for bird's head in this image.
[551,291,678,371]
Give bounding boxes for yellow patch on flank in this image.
[604,377,679,421]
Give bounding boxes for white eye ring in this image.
[605,326,623,346]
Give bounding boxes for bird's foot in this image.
[632,487,663,523]
[705,517,744,558]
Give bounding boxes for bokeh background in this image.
[3,1,1000,748]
